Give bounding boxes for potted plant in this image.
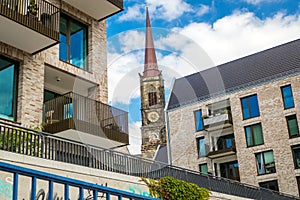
[41,13,51,27]
[27,0,38,18]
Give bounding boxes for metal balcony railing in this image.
[206,139,236,158]
[0,0,59,41]
[0,121,298,200]
[43,92,129,144]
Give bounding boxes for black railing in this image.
[43,92,129,144]
[0,121,298,200]
[0,0,59,41]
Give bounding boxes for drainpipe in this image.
[165,110,172,166]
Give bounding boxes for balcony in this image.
[0,0,59,54]
[203,112,232,131]
[43,92,129,149]
[62,0,123,20]
[206,136,236,159]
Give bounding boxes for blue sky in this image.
[106,0,300,154]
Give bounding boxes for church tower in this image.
[140,7,166,159]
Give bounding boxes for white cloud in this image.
[242,0,282,5]
[178,11,300,65]
[127,121,142,154]
[117,0,193,22]
[118,4,144,22]
[196,4,210,17]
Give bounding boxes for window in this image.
[241,95,260,119]
[44,89,60,102]
[0,56,18,121]
[194,110,204,131]
[148,92,157,106]
[59,14,87,69]
[255,151,276,175]
[297,177,300,196]
[281,85,295,109]
[196,137,206,157]
[245,123,264,147]
[259,180,279,191]
[199,163,208,174]
[292,145,300,169]
[219,161,240,181]
[286,115,299,138]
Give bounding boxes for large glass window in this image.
[241,95,260,119]
[219,161,240,181]
[256,151,276,175]
[59,14,87,69]
[245,123,264,147]
[194,109,204,131]
[197,137,206,157]
[0,57,17,121]
[292,145,300,169]
[281,85,295,109]
[199,163,208,174]
[286,115,299,138]
[259,180,279,191]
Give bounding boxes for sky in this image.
[106,0,300,154]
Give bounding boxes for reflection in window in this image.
[245,123,264,147]
[0,57,17,121]
[199,163,208,174]
[259,180,279,191]
[281,85,294,109]
[59,14,87,69]
[194,109,203,131]
[286,115,299,138]
[292,145,300,169]
[256,151,276,175]
[64,103,73,119]
[241,95,260,119]
[197,137,206,157]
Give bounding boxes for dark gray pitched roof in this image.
[167,39,300,110]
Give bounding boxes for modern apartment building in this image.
[0,0,129,149]
[166,38,300,197]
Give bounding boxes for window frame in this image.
[148,92,157,106]
[292,145,300,169]
[196,137,206,158]
[244,123,264,147]
[59,13,88,70]
[194,109,204,131]
[255,150,276,175]
[286,114,300,138]
[241,94,260,120]
[199,163,208,174]
[0,55,19,122]
[259,180,279,191]
[281,84,295,109]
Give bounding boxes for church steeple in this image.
[143,6,160,77]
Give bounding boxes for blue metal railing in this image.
[0,161,156,200]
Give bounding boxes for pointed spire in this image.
[143,6,160,77]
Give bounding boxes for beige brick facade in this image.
[167,73,300,197]
[0,0,108,127]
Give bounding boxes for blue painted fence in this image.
[0,161,157,200]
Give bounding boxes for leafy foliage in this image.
[141,176,210,200]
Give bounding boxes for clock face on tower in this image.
[147,111,159,123]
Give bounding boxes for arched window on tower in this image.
[148,85,157,106]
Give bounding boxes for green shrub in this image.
[141,176,210,200]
